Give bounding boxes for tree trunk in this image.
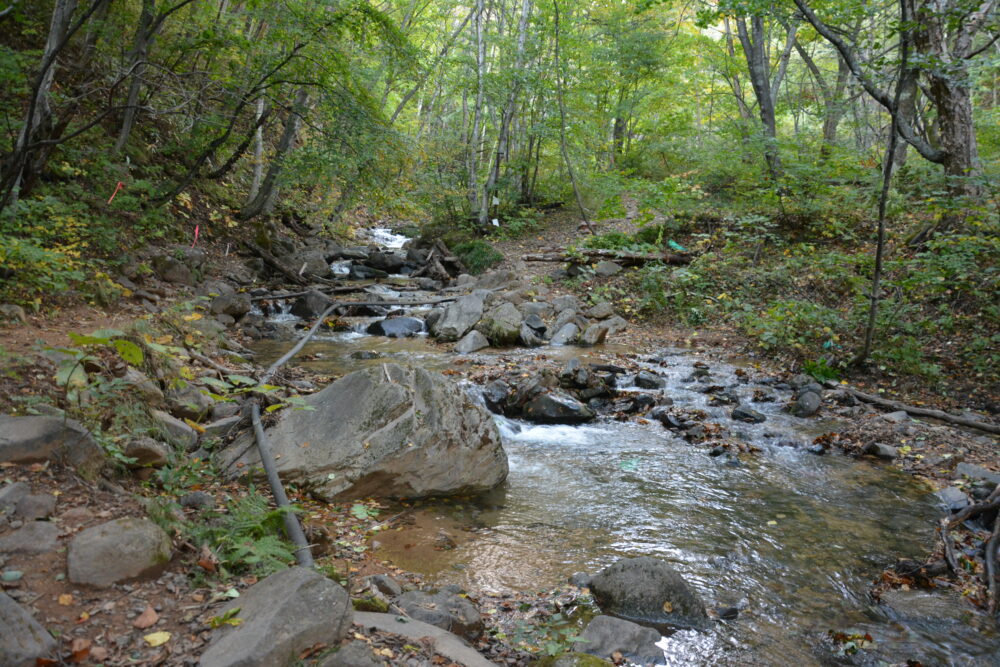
[248,96,266,201]
[114,0,156,154]
[467,0,485,216]
[240,87,309,221]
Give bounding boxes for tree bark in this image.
[240,87,309,220]
[467,0,486,216]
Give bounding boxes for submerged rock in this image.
[366,316,424,338]
[218,364,508,500]
[589,556,709,631]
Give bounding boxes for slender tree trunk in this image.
[248,96,266,202]
[467,0,485,216]
[240,87,309,220]
[480,0,532,226]
[115,0,155,153]
[552,0,591,233]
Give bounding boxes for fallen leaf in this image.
[90,646,109,661]
[143,631,171,647]
[662,601,673,613]
[58,594,74,606]
[69,637,91,663]
[133,605,159,629]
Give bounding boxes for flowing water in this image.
[253,234,999,665]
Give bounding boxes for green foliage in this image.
[453,240,504,275]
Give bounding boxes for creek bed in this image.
[252,312,999,665]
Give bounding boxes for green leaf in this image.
[112,339,144,365]
[55,360,88,388]
[91,328,126,339]
[200,376,232,391]
[226,374,258,386]
[265,403,286,413]
[68,332,111,346]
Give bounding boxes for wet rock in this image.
[477,302,522,345]
[589,556,709,631]
[709,445,726,457]
[731,406,766,424]
[366,574,403,598]
[482,380,512,414]
[881,410,910,423]
[179,491,216,510]
[579,615,662,667]
[0,592,57,666]
[550,323,580,346]
[218,364,507,500]
[953,462,1000,486]
[569,572,593,588]
[285,250,333,279]
[519,321,546,347]
[789,391,821,418]
[150,409,198,450]
[365,249,405,273]
[350,351,383,360]
[0,415,105,477]
[394,587,483,640]
[201,567,352,667]
[366,317,424,338]
[166,385,214,422]
[339,246,370,261]
[560,358,591,388]
[648,406,682,429]
[635,371,666,390]
[936,486,970,513]
[432,292,486,342]
[68,518,171,587]
[827,389,857,406]
[354,612,495,667]
[864,442,898,460]
[455,330,489,354]
[580,323,609,346]
[0,521,60,555]
[523,391,595,424]
[291,290,333,318]
[710,391,740,406]
[534,654,614,667]
[349,265,388,280]
[806,444,826,455]
[593,261,622,278]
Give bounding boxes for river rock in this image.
[67,518,171,587]
[432,292,485,341]
[122,368,164,406]
[0,482,28,512]
[936,486,970,513]
[210,293,251,318]
[520,301,554,319]
[150,409,198,450]
[365,249,405,273]
[394,587,483,640]
[0,521,60,555]
[291,290,332,318]
[589,556,709,631]
[579,615,663,667]
[366,317,424,338]
[482,380,511,414]
[200,567,352,667]
[594,261,622,278]
[552,295,580,311]
[124,437,171,467]
[881,410,910,423]
[789,391,821,417]
[13,493,55,521]
[580,323,609,346]
[349,265,388,280]
[353,612,495,667]
[731,406,766,424]
[0,592,57,666]
[218,364,507,500]
[166,385,214,422]
[455,330,489,354]
[285,250,332,279]
[523,391,595,424]
[551,323,580,346]
[635,371,666,390]
[320,641,381,667]
[604,315,628,336]
[477,301,522,345]
[0,415,105,476]
[519,321,546,347]
[864,442,898,460]
[151,247,204,285]
[586,302,615,319]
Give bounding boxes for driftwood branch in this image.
[522,249,692,266]
[845,387,1000,435]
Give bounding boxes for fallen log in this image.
[522,248,691,266]
[845,387,1000,435]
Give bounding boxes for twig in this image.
[940,519,960,573]
[845,387,1000,435]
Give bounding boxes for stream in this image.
[251,229,1000,666]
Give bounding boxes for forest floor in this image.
[1,209,998,665]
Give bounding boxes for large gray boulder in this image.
[218,364,507,500]
[589,557,709,631]
[0,592,57,666]
[579,615,663,667]
[67,518,171,587]
[0,416,105,476]
[432,292,486,341]
[201,567,352,667]
[476,301,522,345]
[455,330,489,354]
[523,391,595,424]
